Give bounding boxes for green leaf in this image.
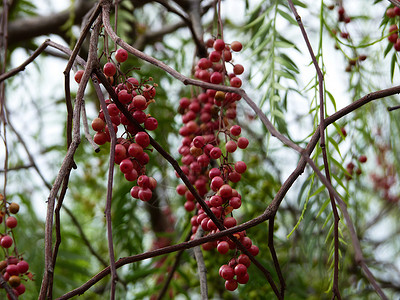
[277,8,298,26]
[390,52,397,82]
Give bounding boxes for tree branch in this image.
[7,0,96,45]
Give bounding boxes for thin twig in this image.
[387,104,400,111]
[268,216,285,298]
[48,172,72,300]
[0,39,86,83]
[193,228,208,300]
[63,2,102,169]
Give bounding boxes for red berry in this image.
[237,254,251,267]
[237,137,249,149]
[226,140,237,153]
[389,24,398,34]
[1,235,13,248]
[210,147,222,159]
[388,33,398,44]
[15,283,25,295]
[219,184,232,199]
[128,143,143,157]
[184,201,195,211]
[148,176,157,189]
[92,117,106,132]
[118,89,133,104]
[230,77,242,88]
[93,132,108,145]
[207,219,217,230]
[126,77,139,90]
[6,264,18,276]
[220,266,235,280]
[74,70,84,84]
[179,97,190,109]
[133,95,147,110]
[217,241,230,254]
[201,241,216,251]
[115,144,127,162]
[135,132,150,148]
[130,186,140,199]
[138,187,152,201]
[394,39,400,51]
[133,110,147,123]
[234,263,247,277]
[387,7,396,18]
[223,50,232,62]
[115,48,128,63]
[3,272,9,281]
[229,196,241,209]
[241,236,252,249]
[16,261,29,274]
[230,125,241,136]
[340,32,349,39]
[193,136,205,148]
[237,272,249,284]
[223,217,237,228]
[6,216,17,229]
[249,244,259,256]
[176,184,187,195]
[103,62,117,77]
[209,51,221,62]
[234,161,247,173]
[231,41,243,52]
[143,85,156,99]
[144,117,158,130]
[210,72,223,84]
[197,154,210,167]
[395,6,400,16]
[119,159,134,174]
[225,279,238,291]
[209,168,221,178]
[198,58,212,69]
[137,175,150,188]
[200,217,210,231]
[107,103,120,116]
[359,155,367,163]
[125,169,138,181]
[210,195,223,207]
[233,64,244,75]
[211,176,224,191]
[213,39,225,51]
[228,171,241,183]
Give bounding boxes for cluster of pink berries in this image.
[0,196,30,299]
[387,23,400,51]
[76,49,159,202]
[176,38,258,291]
[385,5,400,51]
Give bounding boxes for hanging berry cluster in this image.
[0,194,31,299]
[77,48,159,202]
[386,5,400,51]
[176,38,259,291]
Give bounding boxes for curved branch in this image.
[8,0,96,45]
